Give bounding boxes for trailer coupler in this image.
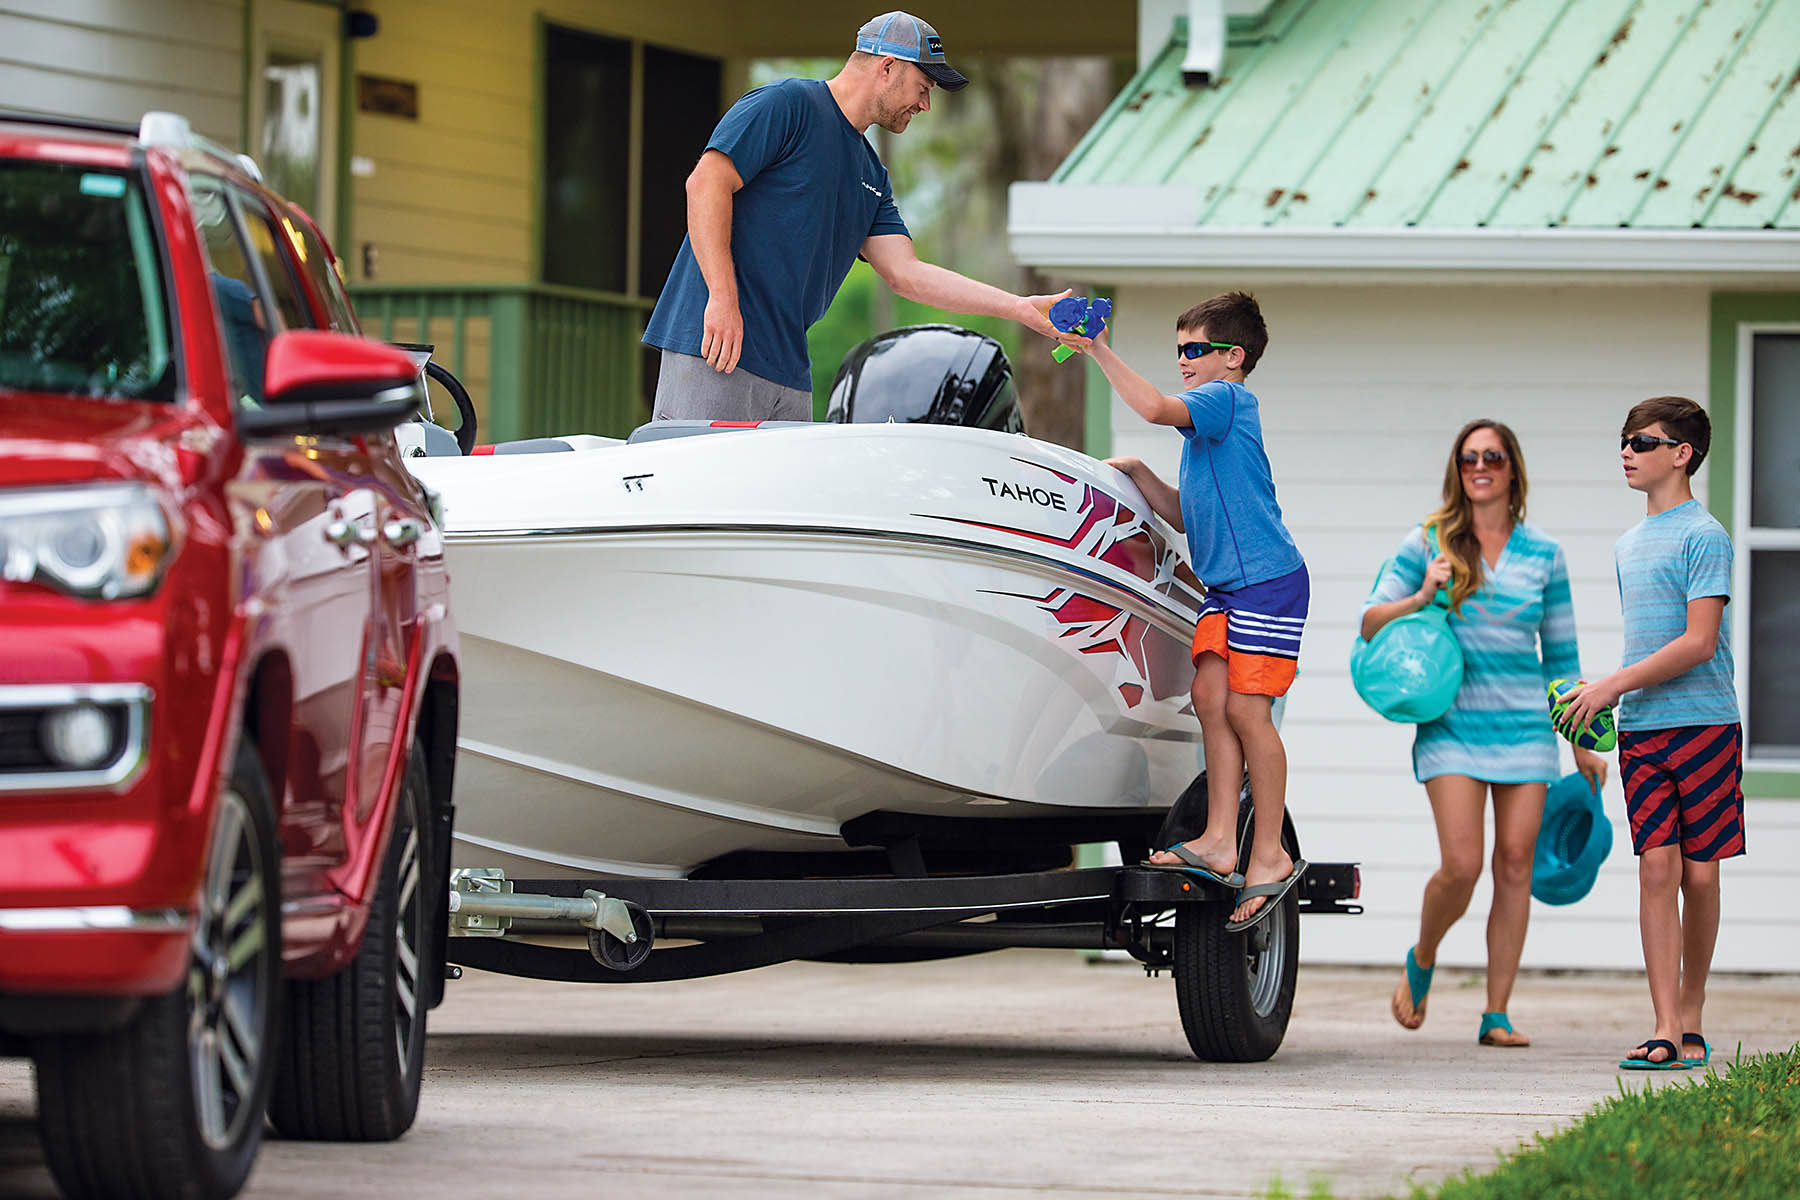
[448,868,654,971]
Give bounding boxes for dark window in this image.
[1745,331,1800,761]
[541,24,631,293]
[190,180,267,407]
[639,45,722,298]
[288,212,359,333]
[236,193,312,332]
[0,161,173,401]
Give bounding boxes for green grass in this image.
[1257,1043,1800,1200]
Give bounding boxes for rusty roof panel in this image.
[1052,0,1800,231]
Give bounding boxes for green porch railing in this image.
[348,282,656,442]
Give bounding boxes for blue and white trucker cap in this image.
[855,11,969,91]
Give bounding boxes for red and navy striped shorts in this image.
[1619,723,1745,860]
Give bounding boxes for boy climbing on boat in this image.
[1078,292,1308,933]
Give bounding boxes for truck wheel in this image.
[270,742,433,1141]
[34,740,282,1199]
[1171,802,1300,1062]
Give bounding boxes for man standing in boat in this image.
[643,11,1079,422]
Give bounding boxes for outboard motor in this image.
[826,324,1024,433]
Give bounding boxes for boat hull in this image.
[411,424,1206,879]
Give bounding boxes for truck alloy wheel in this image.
[33,740,282,1200]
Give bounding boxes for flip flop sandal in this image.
[1479,1012,1528,1047]
[1138,843,1245,889]
[1619,1038,1686,1070]
[1224,860,1308,934]
[1682,1033,1711,1067]
[1394,947,1433,1029]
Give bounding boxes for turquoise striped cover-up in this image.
[1366,522,1582,784]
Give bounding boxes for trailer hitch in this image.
[448,868,653,970]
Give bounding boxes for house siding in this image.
[0,0,244,146]
[1106,281,1799,973]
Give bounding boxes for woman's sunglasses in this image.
[1622,433,1683,453]
[1459,449,1509,469]
[1177,341,1237,360]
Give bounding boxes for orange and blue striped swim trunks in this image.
[1191,564,1309,697]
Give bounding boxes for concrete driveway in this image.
[3,953,1796,1198]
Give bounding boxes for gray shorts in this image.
[651,350,814,422]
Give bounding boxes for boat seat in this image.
[471,438,576,455]
[626,420,813,444]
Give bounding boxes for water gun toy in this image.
[1048,295,1111,363]
[1547,678,1617,752]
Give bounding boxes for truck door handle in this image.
[383,518,423,548]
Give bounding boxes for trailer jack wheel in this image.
[587,902,654,971]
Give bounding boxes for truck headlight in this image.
[0,483,177,599]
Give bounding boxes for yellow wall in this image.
[345,0,1134,286]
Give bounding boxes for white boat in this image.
[403,333,1207,881]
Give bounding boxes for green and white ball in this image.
[1547,678,1617,753]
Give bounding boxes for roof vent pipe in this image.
[1182,0,1224,87]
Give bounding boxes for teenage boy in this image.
[1556,397,1742,1071]
[1084,292,1307,933]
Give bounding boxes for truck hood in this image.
[0,392,193,490]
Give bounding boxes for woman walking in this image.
[1365,420,1607,1046]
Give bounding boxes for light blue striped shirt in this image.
[1615,499,1738,730]
[1366,522,1581,784]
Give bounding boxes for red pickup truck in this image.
[0,111,459,1199]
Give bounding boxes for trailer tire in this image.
[1171,805,1300,1062]
[269,742,433,1141]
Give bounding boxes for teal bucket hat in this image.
[1532,771,1613,906]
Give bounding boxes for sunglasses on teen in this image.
[1459,449,1509,469]
[1622,433,1684,453]
[1177,341,1237,360]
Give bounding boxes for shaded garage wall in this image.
[0,0,245,146]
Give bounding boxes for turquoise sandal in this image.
[1620,1038,1686,1070]
[1682,1033,1711,1067]
[1479,1012,1527,1046]
[1394,946,1433,1028]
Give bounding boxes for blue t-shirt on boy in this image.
[643,79,911,393]
[1176,380,1303,592]
[1614,498,1739,730]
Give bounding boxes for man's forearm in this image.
[886,259,1029,323]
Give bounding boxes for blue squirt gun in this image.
[1048,295,1111,363]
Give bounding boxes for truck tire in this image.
[269,742,433,1141]
[1171,800,1300,1062]
[34,739,282,1199]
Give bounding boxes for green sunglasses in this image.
[1177,341,1237,360]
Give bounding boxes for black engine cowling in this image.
[826,324,1023,433]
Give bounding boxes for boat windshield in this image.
[0,160,174,401]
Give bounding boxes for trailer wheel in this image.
[1171,803,1300,1062]
[34,739,282,1199]
[269,742,433,1141]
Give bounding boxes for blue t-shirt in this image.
[643,79,910,392]
[1176,380,1304,592]
[1615,499,1739,730]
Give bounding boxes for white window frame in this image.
[1732,321,1800,771]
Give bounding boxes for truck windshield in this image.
[0,161,173,401]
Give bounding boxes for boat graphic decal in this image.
[947,481,1200,710]
[985,583,1191,711]
[919,480,1194,611]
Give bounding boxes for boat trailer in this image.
[443,859,1361,1062]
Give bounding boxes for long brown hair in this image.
[1425,419,1528,611]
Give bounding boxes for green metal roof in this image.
[1054,0,1800,230]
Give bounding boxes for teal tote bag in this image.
[1349,528,1464,724]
